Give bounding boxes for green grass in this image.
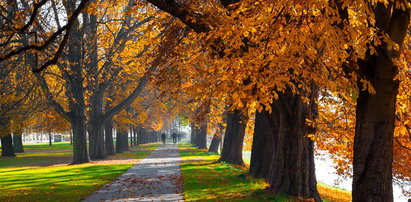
[178,143,351,202]
[0,152,72,169]
[23,142,73,150]
[178,143,290,201]
[0,143,160,201]
[0,164,131,201]
[114,143,161,159]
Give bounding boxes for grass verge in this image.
[178,143,351,202]
[0,143,160,201]
[178,143,289,201]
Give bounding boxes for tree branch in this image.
[145,0,210,33]
[35,74,70,121]
[101,66,156,123]
[0,0,90,73]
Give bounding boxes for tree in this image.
[219,109,247,166]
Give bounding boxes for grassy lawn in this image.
[178,143,289,201]
[178,143,351,202]
[23,142,73,151]
[0,142,160,201]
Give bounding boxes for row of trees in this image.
[0,0,185,162]
[1,0,411,201]
[145,0,411,201]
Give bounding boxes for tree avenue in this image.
[1,0,411,201]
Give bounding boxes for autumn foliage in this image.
[1,0,411,200]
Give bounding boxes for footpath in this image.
[84,144,184,201]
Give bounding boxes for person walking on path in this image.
[84,144,184,201]
[161,133,166,145]
[172,133,177,144]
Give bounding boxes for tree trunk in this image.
[48,132,52,146]
[137,127,144,145]
[1,134,16,157]
[208,134,221,153]
[125,130,129,150]
[219,109,246,166]
[69,112,90,164]
[13,133,24,153]
[197,123,207,149]
[266,91,320,201]
[190,123,197,145]
[116,130,124,153]
[104,118,115,156]
[88,125,106,158]
[70,131,73,145]
[133,126,138,146]
[249,109,278,178]
[352,6,409,201]
[68,76,90,164]
[129,126,133,147]
[116,130,128,153]
[87,81,107,160]
[65,2,90,164]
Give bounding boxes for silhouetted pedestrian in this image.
[161,133,166,145]
[172,133,177,144]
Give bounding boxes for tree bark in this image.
[249,109,278,178]
[352,5,410,201]
[197,123,207,149]
[219,109,246,166]
[265,91,320,201]
[208,134,221,153]
[104,118,115,156]
[130,125,135,147]
[13,132,24,153]
[1,134,16,157]
[133,126,138,146]
[88,121,106,160]
[48,132,52,146]
[137,127,144,145]
[70,131,73,145]
[116,129,128,153]
[116,130,125,153]
[69,111,90,164]
[190,123,197,145]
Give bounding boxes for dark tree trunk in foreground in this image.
[85,8,107,161]
[249,109,278,179]
[66,2,90,164]
[13,133,24,153]
[104,118,115,156]
[197,123,207,149]
[88,110,107,160]
[208,134,221,153]
[1,135,16,157]
[48,132,52,146]
[70,111,90,164]
[219,109,246,166]
[352,5,409,201]
[264,91,320,201]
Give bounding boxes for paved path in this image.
[84,144,184,202]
